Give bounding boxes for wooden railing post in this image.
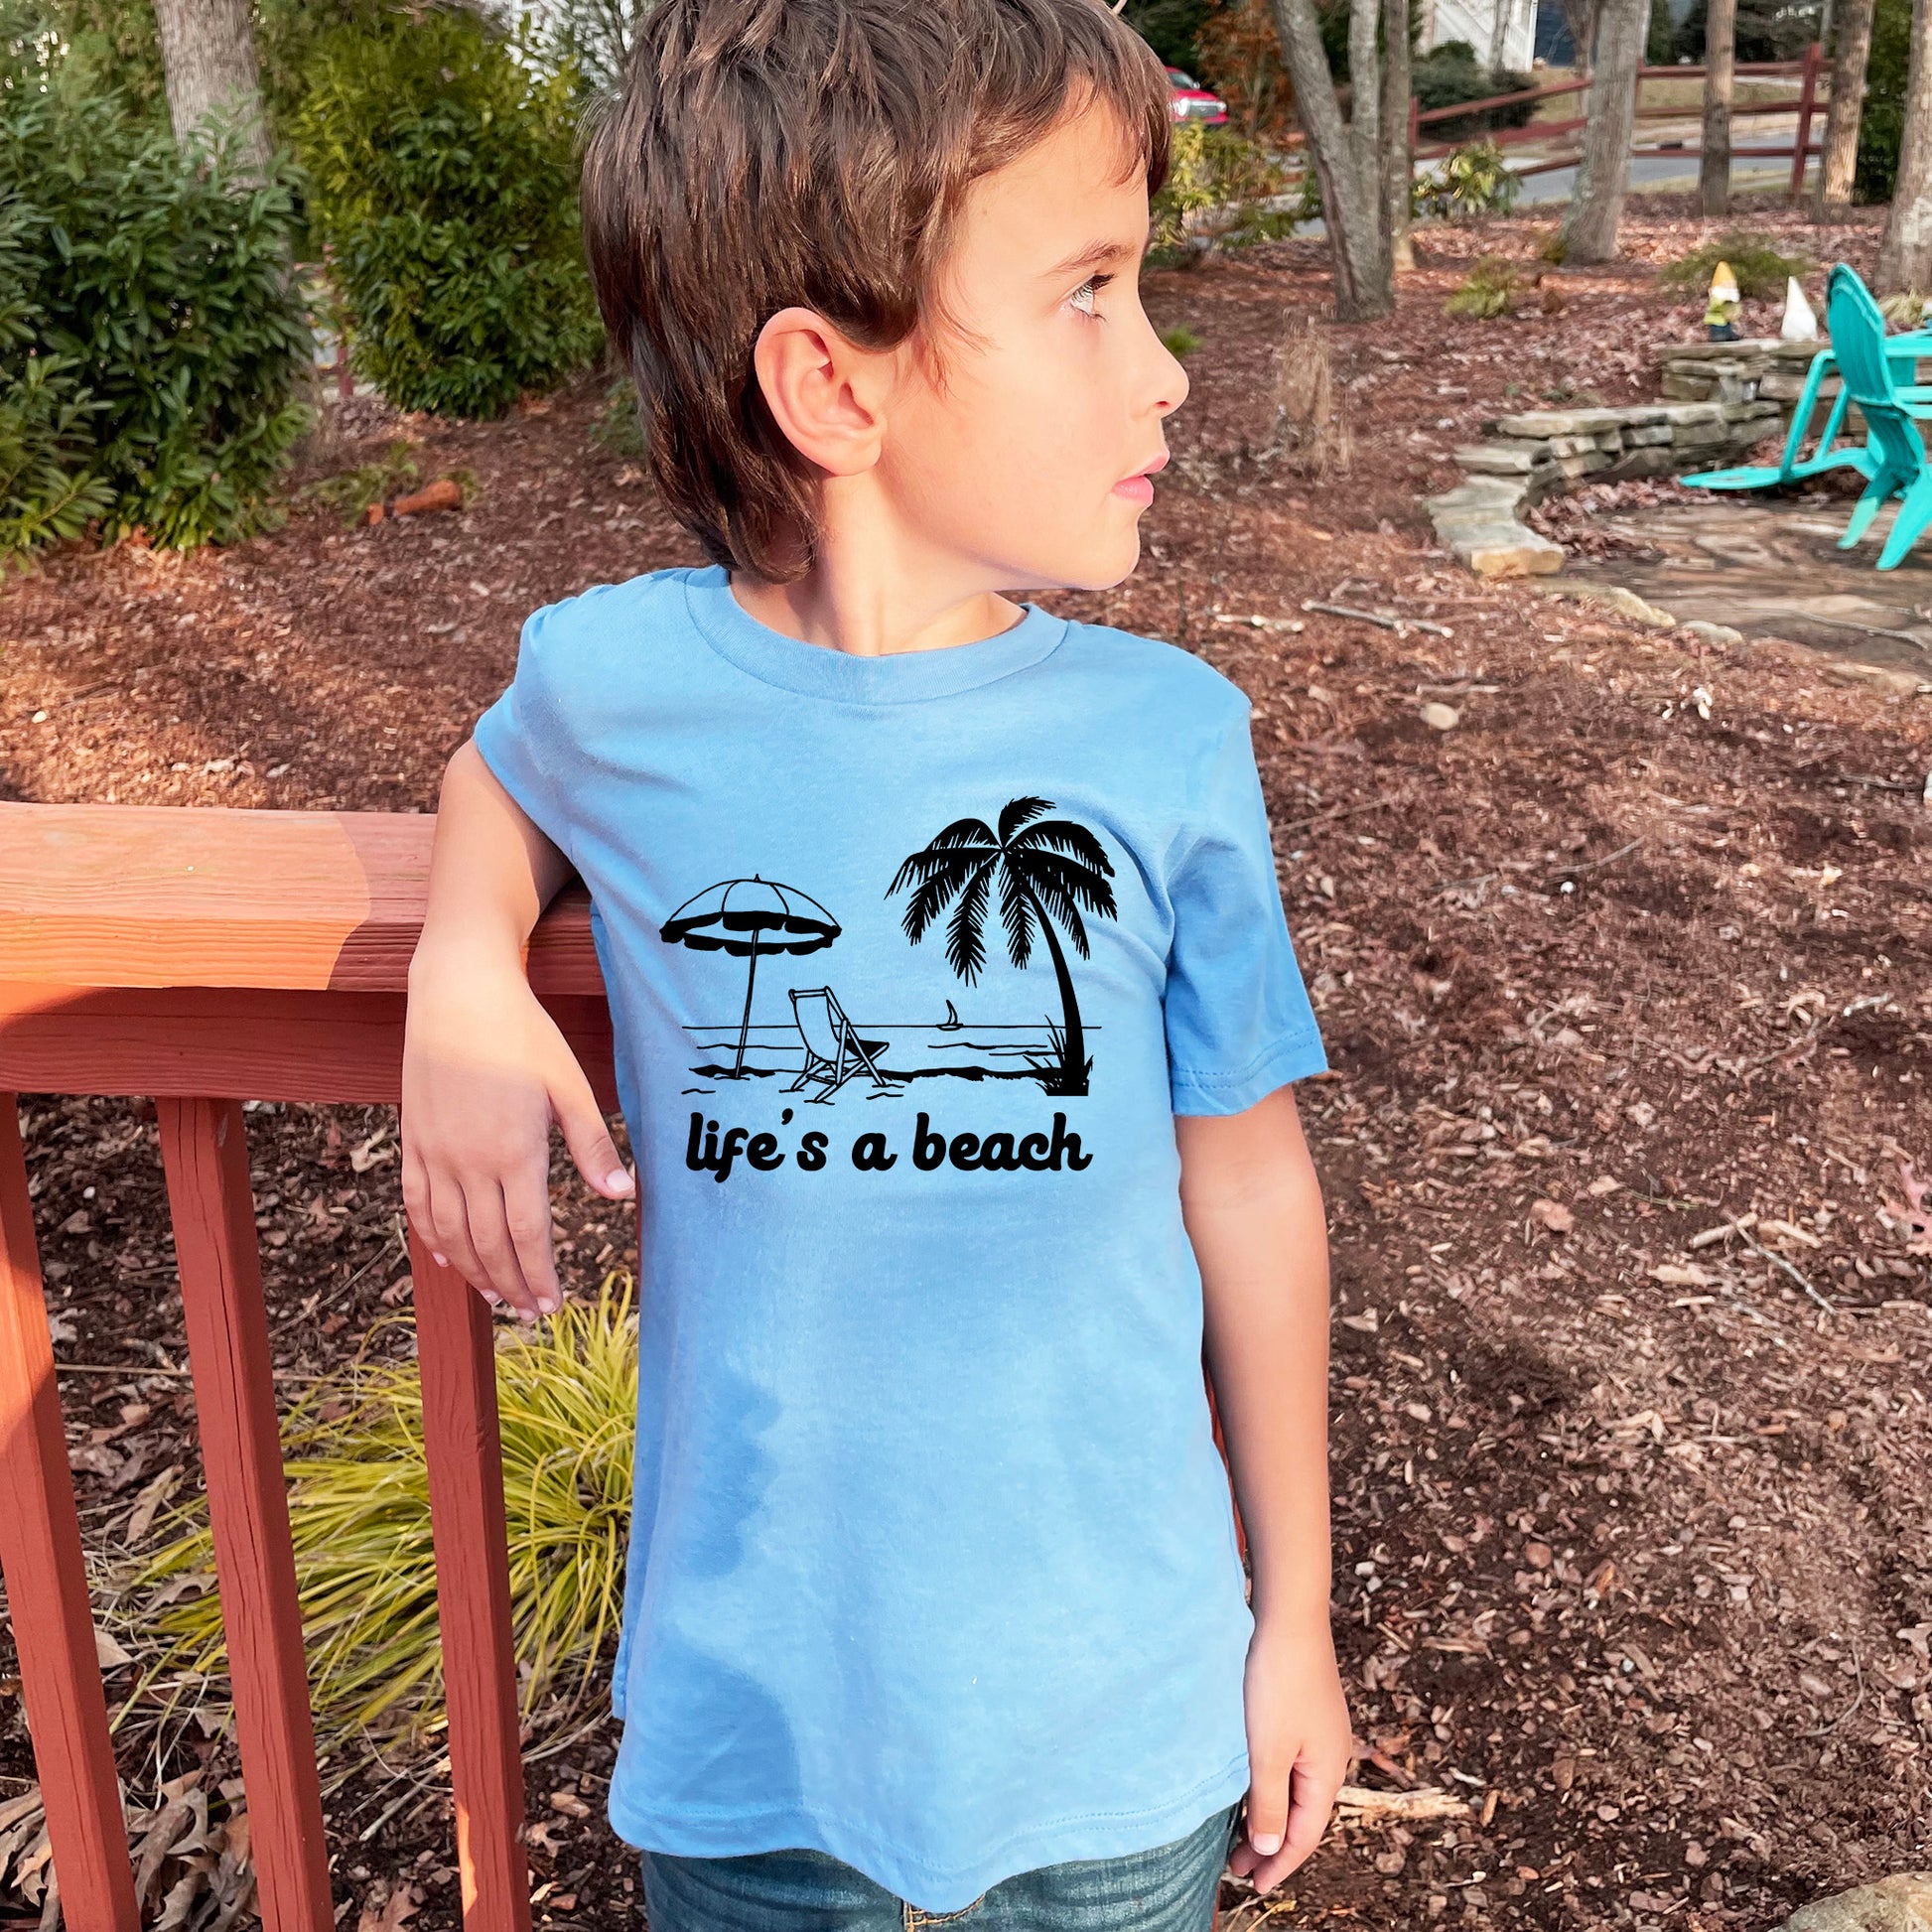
[158,1098,334,1932]
[1791,39,1821,198]
[410,1237,531,1932]
[0,1096,140,1932]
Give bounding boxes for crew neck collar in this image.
[682,565,1067,703]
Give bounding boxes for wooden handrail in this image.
[0,804,601,994]
[0,804,616,1932]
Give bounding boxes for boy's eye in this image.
[1068,273,1111,317]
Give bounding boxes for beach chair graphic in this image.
[785,988,898,1100]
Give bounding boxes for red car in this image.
[1165,66,1228,126]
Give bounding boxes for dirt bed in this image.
[0,197,1927,1932]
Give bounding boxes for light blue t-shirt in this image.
[474,565,1326,1911]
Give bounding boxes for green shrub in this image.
[0,192,111,569]
[1160,324,1204,357]
[1659,231,1810,299]
[1444,254,1531,320]
[294,10,602,418]
[0,52,311,560]
[1149,124,1295,264]
[124,1278,639,1745]
[1412,43,1534,143]
[1675,0,1824,62]
[1856,0,1911,202]
[1414,140,1522,220]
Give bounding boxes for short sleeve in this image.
[472,603,581,866]
[1165,707,1327,1114]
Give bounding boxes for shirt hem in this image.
[606,1752,1251,1913]
[1171,1031,1329,1116]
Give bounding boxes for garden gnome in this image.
[1780,276,1819,342]
[1705,260,1741,341]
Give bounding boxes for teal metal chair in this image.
[1683,271,1932,494]
[1825,263,1932,570]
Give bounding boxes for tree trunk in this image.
[1381,0,1415,271]
[1561,0,1646,262]
[1270,0,1394,318]
[153,0,272,178]
[1818,0,1877,211]
[1346,0,1384,272]
[1699,0,1737,215]
[1558,0,1600,73]
[1879,0,1932,288]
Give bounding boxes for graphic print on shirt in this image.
[661,798,1116,1105]
[887,796,1117,1100]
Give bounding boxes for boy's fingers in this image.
[420,1172,497,1308]
[553,1076,633,1201]
[502,1168,563,1315]
[1240,1757,1292,1863]
[1279,1756,1341,1871]
[458,1175,542,1317]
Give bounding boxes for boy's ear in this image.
[752,307,889,478]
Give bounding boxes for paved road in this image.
[1513,153,1810,204]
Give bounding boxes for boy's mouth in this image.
[1111,449,1169,507]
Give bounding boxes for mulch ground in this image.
[0,193,1928,1932]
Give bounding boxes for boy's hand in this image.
[402,943,633,1320]
[1228,1611,1351,1893]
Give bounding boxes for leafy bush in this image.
[1659,231,1811,299]
[124,1278,639,1745]
[1149,124,1295,264]
[294,10,602,418]
[1856,0,1911,202]
[0,51,311,560]
[0,192,111,569]
[1412,43,1534,143]
[1675,0,1824,62]
[1414,141,1522,220]
[1161,324,1204,357]
[1445,255,1532,319]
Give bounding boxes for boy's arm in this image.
[402,740,633,1319]
[1178,1086,1349,1892]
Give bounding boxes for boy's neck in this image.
[730,533,1028,659]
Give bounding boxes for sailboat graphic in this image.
[938,1000,962,1033]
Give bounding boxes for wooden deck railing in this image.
[0,802,616,1932]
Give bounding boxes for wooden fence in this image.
[1412,41,1827,196]
[0,803,617,1932]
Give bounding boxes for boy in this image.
[400,2,1351,1926]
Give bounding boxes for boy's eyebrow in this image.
[1040,235,1145,281]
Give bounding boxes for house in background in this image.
[1420,0,1539,69]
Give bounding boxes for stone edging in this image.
[1426,337,1816,580]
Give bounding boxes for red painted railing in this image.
[1410,41,1826,194]
[0,803,616,1932]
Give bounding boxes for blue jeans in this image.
[639,1805,1240,1932]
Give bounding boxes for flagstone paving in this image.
[1564,490,1932,685]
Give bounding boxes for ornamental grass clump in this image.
[123,1277,637,1747]
[1445,256,1531,321]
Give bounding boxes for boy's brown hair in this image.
[581,0,1171,584]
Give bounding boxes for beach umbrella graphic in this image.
[661,877,841,1077]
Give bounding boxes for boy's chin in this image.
[1037,527,1144,597]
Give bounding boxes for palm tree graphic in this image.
[888,797,1117,1097]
